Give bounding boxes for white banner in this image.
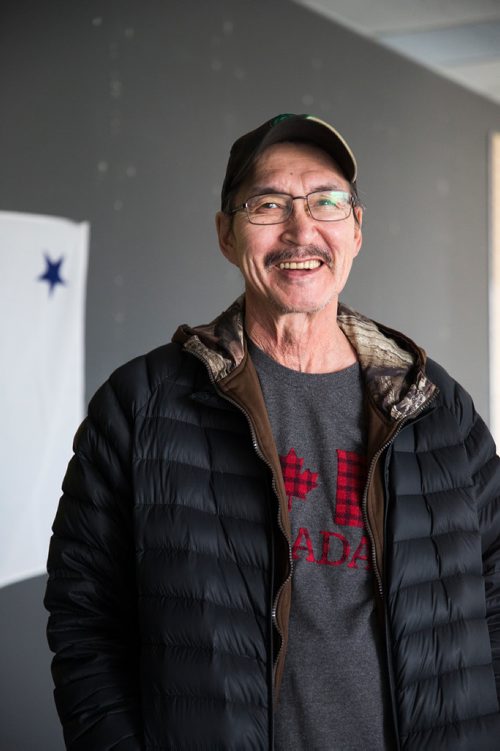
[0,211,89,588]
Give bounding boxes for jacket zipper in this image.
[189,351,291,749]
[363,392,438,751]
[225,399,287,751]
[362,393,438,598]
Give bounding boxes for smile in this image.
[277,260,322,270]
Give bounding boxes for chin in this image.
[271,292,337,316]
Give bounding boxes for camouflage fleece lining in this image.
[180,297,246,382]
[176,296,437,421]
[336,306,437,420]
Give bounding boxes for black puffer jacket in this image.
[45,298,500,750]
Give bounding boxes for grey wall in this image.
[1,0,499,747]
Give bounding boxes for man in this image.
[45,114,500,750]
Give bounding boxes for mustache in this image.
[264,246,333,269]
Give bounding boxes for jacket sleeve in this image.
[464,401,500,700]
[44,377,144,750]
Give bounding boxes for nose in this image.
[280,197,318,245]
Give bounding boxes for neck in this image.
[245,301,357,374]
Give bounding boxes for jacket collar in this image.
[172,295,437,422]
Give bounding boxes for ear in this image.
[216,211,238,266]
[352,206,363,257]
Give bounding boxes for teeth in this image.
[278,260,322,270]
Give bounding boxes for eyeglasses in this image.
[230,190,356,225]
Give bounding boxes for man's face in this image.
[216,141,363,320]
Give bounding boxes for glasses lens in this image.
[307,191,352,221]
[246,194,291,225]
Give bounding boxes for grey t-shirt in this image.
[248,341,389,751]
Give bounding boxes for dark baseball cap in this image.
[221,113,358,211]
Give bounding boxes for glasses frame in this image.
[229,190,358,225]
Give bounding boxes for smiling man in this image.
[45,114,500,750]
[217,139,362,374]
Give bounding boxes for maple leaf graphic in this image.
[279,448,319,511]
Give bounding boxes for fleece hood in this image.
[172,295,437,422]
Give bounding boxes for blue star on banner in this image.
[38,253,66,295]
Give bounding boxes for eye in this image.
[309,191,350,211]
[248,194,288,214]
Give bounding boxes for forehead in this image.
[248,141,349,189]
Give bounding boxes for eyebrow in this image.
[246,183,348,197]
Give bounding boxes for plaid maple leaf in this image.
[279,448,319,511]
[334,449,367,528]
